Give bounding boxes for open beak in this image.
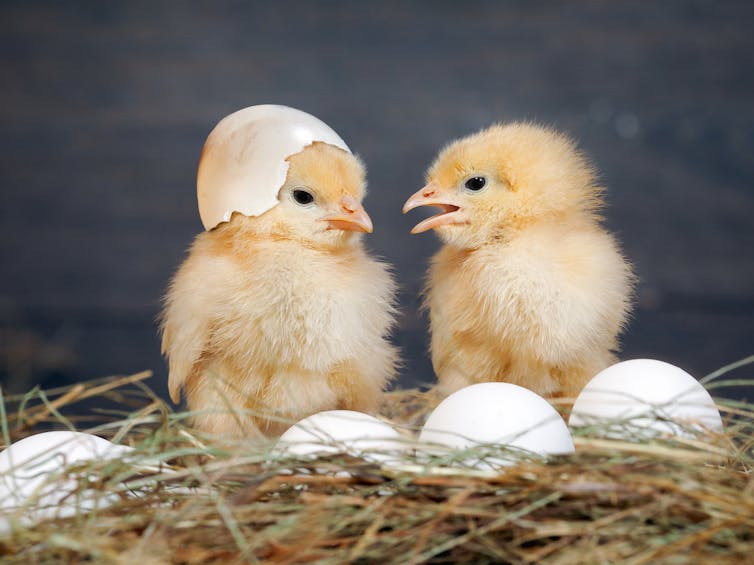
[402,184,466,234]
[321,195,374,233]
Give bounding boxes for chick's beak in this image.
[321,195,374,233]
[402,184,466,234]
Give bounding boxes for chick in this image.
[403,123,633,398]
[161,142,398,438]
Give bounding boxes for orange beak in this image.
[321,195,374,233]
[402,184,466,234]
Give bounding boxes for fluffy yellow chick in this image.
[403,123,633,397]
[161,142,398,438]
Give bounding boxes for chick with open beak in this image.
[403,122,633,399]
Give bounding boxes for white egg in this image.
[274,410,407,466]
[197,104,350,230]
[0,431,134,533]
[419,383,575,469]
[568,359,724,439]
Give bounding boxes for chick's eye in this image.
[292,189,314,205]
[464,176,487,191]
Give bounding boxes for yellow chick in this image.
[161,142,398,438]
[403,123,633,398]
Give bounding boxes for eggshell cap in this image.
[197,104,351,230]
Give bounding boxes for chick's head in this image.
[223,141,373,248]
[404,123,603,248]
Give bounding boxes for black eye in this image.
[292,189,314,205]
[464,176,487,191]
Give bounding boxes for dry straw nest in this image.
[0,357,752,564]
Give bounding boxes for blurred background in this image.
[1,1,752,401]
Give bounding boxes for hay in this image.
[0,361,752,564]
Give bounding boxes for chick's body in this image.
[162,143,397,438]
[405,123,633,397]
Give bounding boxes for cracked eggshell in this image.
[197,104,351,230]
[0,431,134,533]
[419,383,575,469]
[274,410,407,466]
[568,359,724,440]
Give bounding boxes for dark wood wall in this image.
[1,1,753,400]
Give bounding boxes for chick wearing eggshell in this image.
[162,104,399,438]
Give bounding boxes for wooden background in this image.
[1,1,752,400]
